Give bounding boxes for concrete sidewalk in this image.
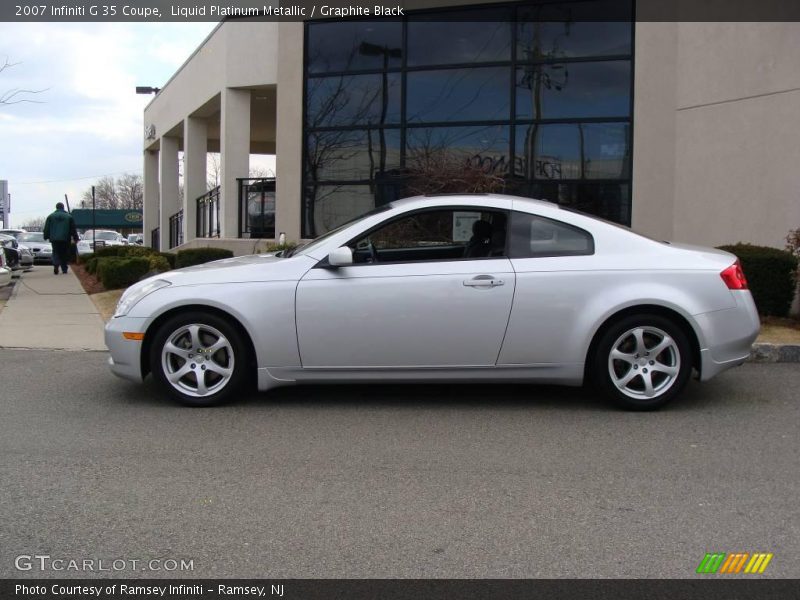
[0,267,106,351]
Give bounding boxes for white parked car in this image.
[18,232,52,264]
[106,194,760,410]
[77,230,127,255]
[0,247,10,287]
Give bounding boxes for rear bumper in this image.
[695,291,760,381]
[104,316,147,383]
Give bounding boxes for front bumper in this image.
[32,250,52,263]
[104,316,147,383]
[696,291,760,381]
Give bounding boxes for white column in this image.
[220,88,251,239]
[276,22,304,242]
[158,135,180,251]
[143,149,159,248]
[183,117,207,242]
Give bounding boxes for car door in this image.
[295,207,515,369]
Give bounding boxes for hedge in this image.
[718,243,798,317]
[263,242,297,253]
[97,257,151,290]
[175,247,234,268]
[157,252,177,269]
[86,257,100,275]
[148,254,171,273]
[94,245,156,259]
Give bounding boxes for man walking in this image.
[43,202,79,275]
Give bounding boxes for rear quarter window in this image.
[509,211,594,258]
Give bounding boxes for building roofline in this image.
[144,21,225,111]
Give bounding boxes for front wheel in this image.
[150,312,248,407]
[592,314,692,411]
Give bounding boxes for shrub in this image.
[78,252,95,265]
[86,257,100,275]
[97,257,151,290]
[148,254,171,273]
[94,245,155,259]
[94,246,125,258]
[262,242,297,253]
[157,252,177,269]
[175,247,234,268]
[718,243,798,317]
[121,245,157,258]
[786,227,800,260]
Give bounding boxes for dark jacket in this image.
[43,209,79,243]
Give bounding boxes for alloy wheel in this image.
[160,323,235,398]
[607,326,681,400]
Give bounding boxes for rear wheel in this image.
[592,314,692,410]
[150,312,248,407]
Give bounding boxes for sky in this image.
[0,22,219,227]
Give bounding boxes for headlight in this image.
[114,279,171,318]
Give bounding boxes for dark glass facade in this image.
[303,1,634,237]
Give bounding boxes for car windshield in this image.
[287,204,394,257]
[86,231,119,240]
[22,233,45,242]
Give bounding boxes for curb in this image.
[749,343,800,363]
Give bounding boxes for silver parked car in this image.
[106,195,759,410]
[19,232,53,264]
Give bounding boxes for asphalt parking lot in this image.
[0,349,797,579]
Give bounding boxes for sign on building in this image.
[0,180,8,226]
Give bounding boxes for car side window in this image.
[349,208,508,264]
[509,211,594,258]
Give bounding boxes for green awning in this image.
[71,209,143,229]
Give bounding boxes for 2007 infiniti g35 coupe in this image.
[106,194,759,410]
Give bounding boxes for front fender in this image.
[127,281,300,368]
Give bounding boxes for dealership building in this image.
[141,0,800,253]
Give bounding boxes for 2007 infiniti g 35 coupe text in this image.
[106,194,759,410]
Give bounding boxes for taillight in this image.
[720,260,748,290]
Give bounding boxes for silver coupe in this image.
[106,194,759,410]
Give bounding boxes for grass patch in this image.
[89,289,124,322]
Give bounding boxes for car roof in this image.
[391,193,558,211]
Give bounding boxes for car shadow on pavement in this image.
[113,375,728,413]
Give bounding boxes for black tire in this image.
[149,311,249,407]
[592,313,692,411]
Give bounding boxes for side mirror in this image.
[327,246,353,267]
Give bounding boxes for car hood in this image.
[24,242,51,250]
[160,253,315,285]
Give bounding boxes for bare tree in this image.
[79,174,142,210]
[117,173,143,210]
[18,216,45,231]
[0,57,47,106]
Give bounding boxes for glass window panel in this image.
[407,68,510,123]
[516,61,630,119]
[506,181,631,226]
[306,129,401,181]
[304,185,377,237]
[514,123,629,180]
[307,73,401,127]
[407,10,512,66]
[517,0,632,59]
[407,125,511,177]
[307,21,402,74]
[509,211,594,258]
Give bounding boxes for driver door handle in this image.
[463,276,504,288]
